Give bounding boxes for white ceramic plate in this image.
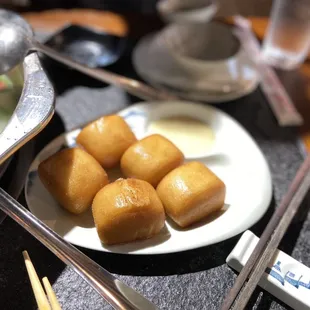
[133,30,259,103]
[25,101,272,255]
[156,0,218,24]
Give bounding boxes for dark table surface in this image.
[0,31,309,310]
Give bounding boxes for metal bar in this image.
[0,188,158,310]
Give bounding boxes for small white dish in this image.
[133,22,259,103]
[25,101,272,255]
[157,0,217,24]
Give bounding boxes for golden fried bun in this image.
[76,115,137,168]
[120,134,184,187]
[92,178,165,245]
[157,161,225,227]
[38,148,109,214]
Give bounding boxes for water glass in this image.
[262,0,310,70]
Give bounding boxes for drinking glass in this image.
[262,0,310,70]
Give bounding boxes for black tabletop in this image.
[0,35,309,310]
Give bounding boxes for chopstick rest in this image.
[226,231,310,310]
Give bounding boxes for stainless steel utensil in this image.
[0,9,176,101]
[0,11,54,166]
[0,188,158,310]
[0,52,55,166]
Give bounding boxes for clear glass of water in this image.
[262,0,310,70]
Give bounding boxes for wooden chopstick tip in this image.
[22,250,52,310]
[22,250,30,261]
[42,277,62,310]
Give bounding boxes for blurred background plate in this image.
[133,22,259,103]
[156,0,218,24]
[44,24,127,68]
[40,24,128,93]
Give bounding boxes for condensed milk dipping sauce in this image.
[147,116,215,158]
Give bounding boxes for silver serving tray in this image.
[0,52,55,166]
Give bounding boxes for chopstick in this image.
[221,155,310,310]
[233,15,303,127]
[0,188,158,310]
[42,277,62,310]
[23,251,51,310]
[23,250,61,310]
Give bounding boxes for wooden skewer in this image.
[22,251,51,310]
[42,277,62,310]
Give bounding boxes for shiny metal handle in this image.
[33,41,178,101]
[0,53,55,166]
[0,188,158,310]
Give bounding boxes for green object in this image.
[0,111,11,133]
[0,75,13,90]
[0,65,23,132]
